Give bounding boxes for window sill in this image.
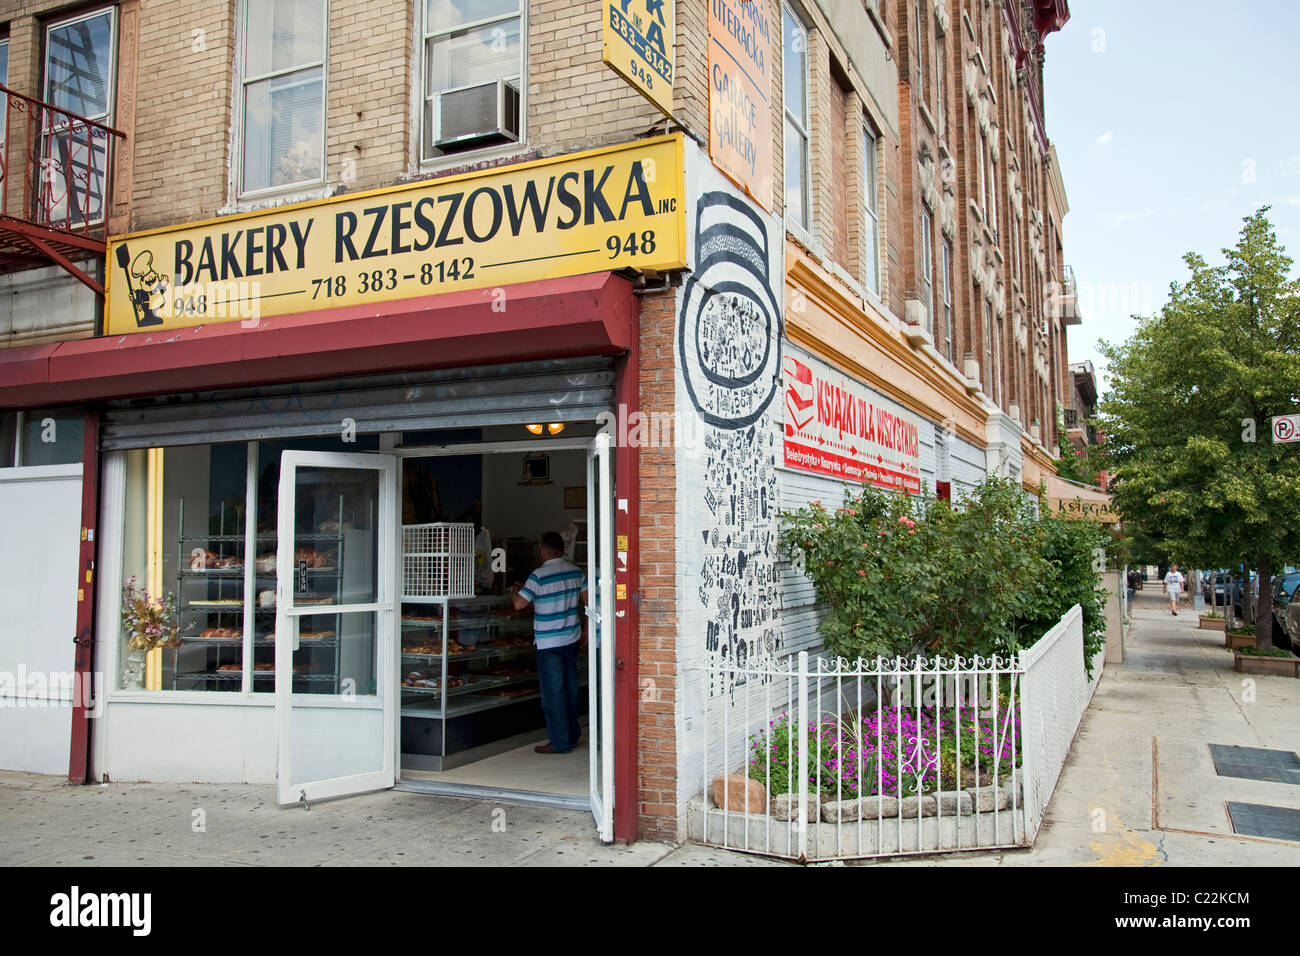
[223,182,335,217]
[105,690,275,706]
[918,102,936,134]
[866,3,893,50]
[414,140,534,180]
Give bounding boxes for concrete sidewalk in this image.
[877,591,1300,866]
[0,771,797,866]
[5,593,1298,867]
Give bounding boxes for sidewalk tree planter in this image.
[1225,631,1257,650]
[1232,648,1300,677]
[1199,614,1225,630]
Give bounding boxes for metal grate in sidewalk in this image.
[1208,744,1300,784]
[1226,802,1300,841]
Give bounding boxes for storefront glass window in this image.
[118,435,378,693]
[120,443,249,692]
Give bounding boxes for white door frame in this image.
[275,450,398,806]
[586,431,616,842]
[389,434,617,836]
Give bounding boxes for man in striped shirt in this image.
[511,531,587,754]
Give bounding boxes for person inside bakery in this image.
[509,531,587,754]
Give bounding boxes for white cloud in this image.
[1091,131,1114,149]
[1278,155,1300,177]
[1282,195,1300,206]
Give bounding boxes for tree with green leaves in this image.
[1100,209,1300,646]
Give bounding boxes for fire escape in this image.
[0,73,125,296]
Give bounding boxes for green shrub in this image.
[780,477,1108,673]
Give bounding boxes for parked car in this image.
[1232,573,1258,619]
[1271,573,1300,647]
[1202,571,1230,606]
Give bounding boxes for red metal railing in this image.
[0,82,125,240]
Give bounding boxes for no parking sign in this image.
[1274,413,1300,444]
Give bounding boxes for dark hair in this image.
[540,531,566,555]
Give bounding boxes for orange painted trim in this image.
[784,242,990,448]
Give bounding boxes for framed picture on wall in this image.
[564,486,587,509]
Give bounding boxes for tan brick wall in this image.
[635,286,677,842]
[0,1,721,232]
[131,0,233,231]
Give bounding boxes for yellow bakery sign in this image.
[106,134,686,335]
[601,0,675,116]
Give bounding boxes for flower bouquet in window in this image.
[121,577,182,652]
[120,577,182,690]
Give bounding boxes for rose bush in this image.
[780,476,1107,672]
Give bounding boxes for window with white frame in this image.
[976,128,987,219]
[42,8,116,227]
[863,123,880,296]
[783,6,810,230]
[239,0,326,196]
[920,207,934,333]
[941,239,953,361]
[422,0,523,162]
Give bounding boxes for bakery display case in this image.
[170,497,355,693]
[400,595,552,770]
[398,522,587,770]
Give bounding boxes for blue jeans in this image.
[536,641,581,753]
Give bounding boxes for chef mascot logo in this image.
[114,243,168,327]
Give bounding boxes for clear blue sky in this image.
[1044,1,1300,390]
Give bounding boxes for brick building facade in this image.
[0,0,1078,845]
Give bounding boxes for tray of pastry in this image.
[401,642,532,664]
[184,627,244,642]
[254,631,337,644]
[186,598,245,609]
[400,672,508,699]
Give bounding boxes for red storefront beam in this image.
[0,271,636,407]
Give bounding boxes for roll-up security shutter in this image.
[102,356,616,450]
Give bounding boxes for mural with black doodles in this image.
[677,171,785,702]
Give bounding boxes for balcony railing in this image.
[0,82,126,294]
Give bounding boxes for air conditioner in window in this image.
[435,78,520,149]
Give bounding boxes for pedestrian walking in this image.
[1164,564,1186,615]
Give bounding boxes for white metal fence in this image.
[686,605,1094,861]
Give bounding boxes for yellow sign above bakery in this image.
[105,134,687,335]
[601,0,675,116]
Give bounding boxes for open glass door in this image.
[275,451,397,806]
[586,432,616,842]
